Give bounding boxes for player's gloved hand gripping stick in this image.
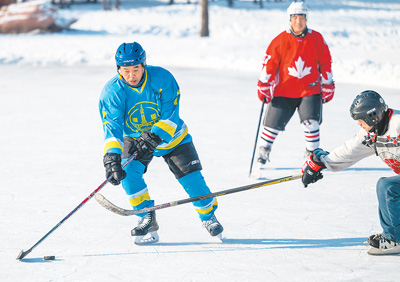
[301,148,329,188]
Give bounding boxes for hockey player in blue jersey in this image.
[99,42,223,244]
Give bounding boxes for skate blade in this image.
[216,232,223,242]
[133,231,159,245]
[210,232,223,243]
[367,245,400,255]
[250,170,262,180]
[250,163,263,179]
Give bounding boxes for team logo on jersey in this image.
[288,56,311,79]
[126,101,160,133]
[260,55,272,82]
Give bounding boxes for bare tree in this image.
[200,0,209,37]
[103,0,119,10]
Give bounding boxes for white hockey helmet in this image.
[287,1,309,20]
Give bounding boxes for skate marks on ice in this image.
[250,164,302,180]
[250,165,391,181]
[57,236,367,260]
[220,237,366,249]
[153,236,366,250]
[341,167,392,172]
[132,231,223,246]
[16,237,377,264]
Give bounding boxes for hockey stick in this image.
[249,100,265,177]
[16,153,137,260]
[95,173,302,216]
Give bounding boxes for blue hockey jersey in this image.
[99,66,191,157]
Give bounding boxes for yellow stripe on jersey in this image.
[174,90,180,105]
[158,126,188,150]
[155,120,177,137]
[128,188,151,207]
[194,198,218,215]
[103,138,123,154]
[102,110,108,125]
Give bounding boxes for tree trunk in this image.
[200,0,209,37]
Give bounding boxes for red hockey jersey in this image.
[259,29,333,98]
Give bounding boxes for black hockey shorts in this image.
[263,94,322,131]
[162,141,203,179]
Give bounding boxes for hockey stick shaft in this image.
[249,100,265,177]
[16,153,136,260]
[95,173,302,216]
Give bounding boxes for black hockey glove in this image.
[128,131,162,162]
[301,149,328,188]
[103,153,127,186]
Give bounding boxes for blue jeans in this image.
[376,175,400,242]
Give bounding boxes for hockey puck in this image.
[44,256,55,261]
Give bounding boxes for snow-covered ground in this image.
[1,0,400,281]
[1,0,400,88]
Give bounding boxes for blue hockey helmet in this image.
[115,42,147,68]
[350,90,388,126]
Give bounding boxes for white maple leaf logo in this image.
[259,54,272,82]
[288,57,311,79]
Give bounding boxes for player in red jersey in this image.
[256,1,335,168]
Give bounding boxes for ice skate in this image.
[304,149,313,159]
[250,162,263,179]
[251,147,271,179]
[367,234,400,255]
[202,215,223,241]
[257,146,271,165]
[131,210,159,245]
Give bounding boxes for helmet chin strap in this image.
[373,127,379,156]
[374,110,391,135]
[369,109,391,156]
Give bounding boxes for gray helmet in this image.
[287,1,309,20]
[350,90,388,126]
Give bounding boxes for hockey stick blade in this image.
[96,174,302,216]
[16,249,31,260]
[95,193,177,216]
[95,194,138,216]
